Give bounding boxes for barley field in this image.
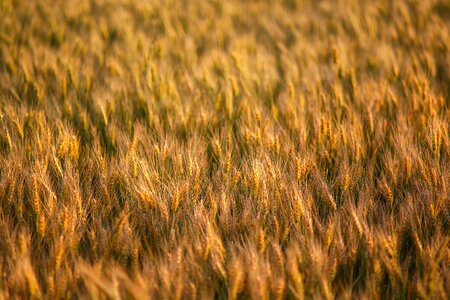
[0,0,449,299]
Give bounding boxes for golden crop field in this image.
[0,0,449,298]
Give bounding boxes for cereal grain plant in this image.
[0,0,449,299]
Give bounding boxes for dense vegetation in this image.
[0,0,449,298]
